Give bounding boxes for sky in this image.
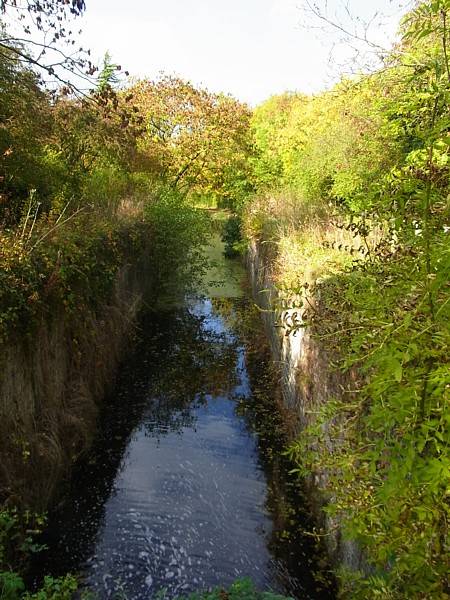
[9,0,413,105]
[75,0,413,105]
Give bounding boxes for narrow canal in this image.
[35,235,335,600]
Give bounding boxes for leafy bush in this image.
[221,215,242,258]
[0,508,77,600]
[178,578,292,600]
[245,2,450,597]
[0,571,25,600]
[0,217,150,346]
[0,573,78,600]
[143,185,210,302]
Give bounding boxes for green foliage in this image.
[286,244,449,597]
[221,215,242,258]
[247,2,450,597]
[0,571,25,600]
[97,52,120,93]
[23,575,78,600]
[250,93,306,190]
[0,509,46,572]
[0,218,149,346]
[0,508,76,600]
[0,37,144,229]
[0,47,52,226]
[81,165,131,215]
[0,572,78,600]
[250,76,404,214]
[130,76,254,207]
[143,185,210,302]
[177,578,292,600]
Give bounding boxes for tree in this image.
[298,0,414,76]
[97,52,120,93]
[0,0,97,93]
[0,46,52,225]
[130,75,254,206]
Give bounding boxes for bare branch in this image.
[299,0,415,77]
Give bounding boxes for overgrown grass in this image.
[242,193,354,290]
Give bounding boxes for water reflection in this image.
[35,291,335,599]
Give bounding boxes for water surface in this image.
[37,240,335,599]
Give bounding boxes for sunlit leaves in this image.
[248,2,450,597]
[129,75,253,206]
